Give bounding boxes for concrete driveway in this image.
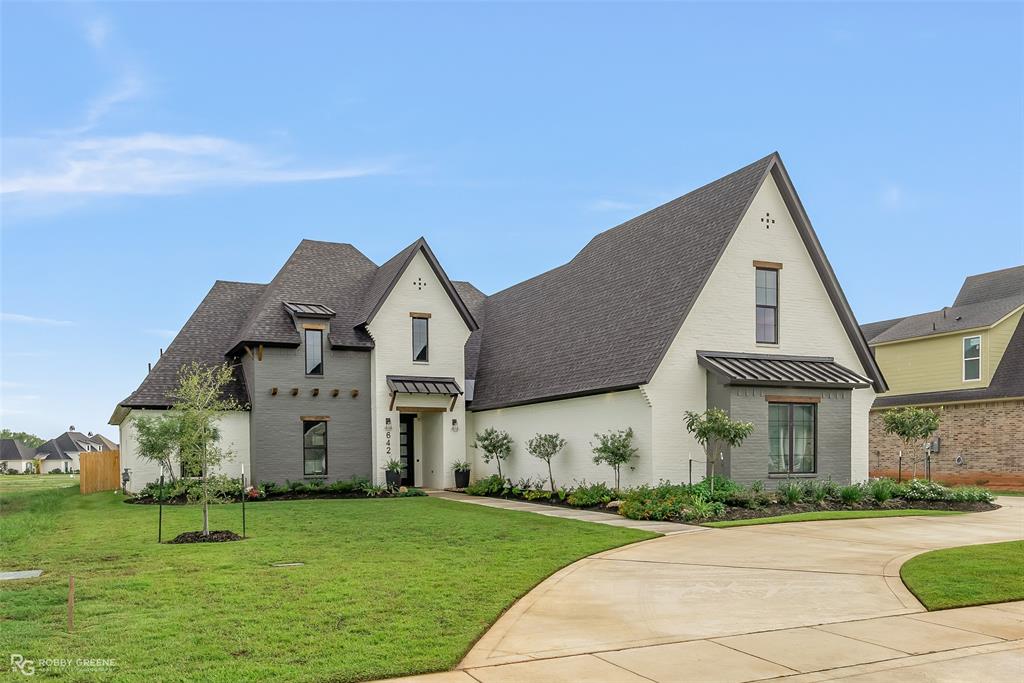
[391,498,1023,682]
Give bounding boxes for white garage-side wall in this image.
[466,389,653,488]
[644,174,876,483]
[366,249,471,488]
[118,409,252,493]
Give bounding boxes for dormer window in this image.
[963,335,981,381]
[305,328,323,375]
[411,313,429,362]
[755,262,781,344]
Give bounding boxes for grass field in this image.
[0,473,80,494]
[1,483,654,682]
[901,540,1024,610]
[704,508,964,528]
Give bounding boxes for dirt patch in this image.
[166,530,243,544]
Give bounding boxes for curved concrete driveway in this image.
[451,498,1024,681]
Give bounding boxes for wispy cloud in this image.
[587,199,640,212]
[54,71,146,136]
[2,133,391,197]
[1,313,74,326]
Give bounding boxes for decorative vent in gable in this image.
[760,212,775,229]
[413,277,427,291]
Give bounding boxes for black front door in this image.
[399,414,415,486]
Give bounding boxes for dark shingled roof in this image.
[869,294,1024,345]
[874,314,1024,407]
[860,317,905,343]
[121,281,266,408]
[453,281,487,380]
[0,439,36,461]
[954,265,1024,307]
[467,153,885,410]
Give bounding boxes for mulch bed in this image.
[708,499,998,522]
[167,530,243,544]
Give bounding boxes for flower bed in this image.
[127,475,427,504]
[463,475,997,524]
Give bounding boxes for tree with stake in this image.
[590,428,637,491]
[473,427,513,479]
[684,408,755,494]
[526,433,566,492]
[882,407,940,479]
[171,361,239,537]
[132,412,182,483]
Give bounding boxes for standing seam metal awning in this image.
[387,375,463,410]
[697,351,872,388]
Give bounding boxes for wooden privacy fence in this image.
[80,450,121,494]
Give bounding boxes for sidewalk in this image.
[427,489,703,536]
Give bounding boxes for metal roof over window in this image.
[387,375,463,396]
[283,302,336,318]
[697,351,872,389]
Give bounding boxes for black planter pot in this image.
[385,471,401,488]
[454,469,470,489]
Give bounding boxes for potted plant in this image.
[451,461,471,489]
[384,459,403,488]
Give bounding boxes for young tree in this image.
[590,428,637,491]
[526,433,566,492]
[882,407,940,478]
[683,408,755,494]
[170,361,239,536]
[473,427,513,479]
[131,413,182,483]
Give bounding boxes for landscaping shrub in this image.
[359,482,389,497]
[947,486,994,503]
[690,475,741,503]
[396,487,427,497]
[465,474,505,497]
[566,481,615,507]
[724,485,771,509]
[522,489,552,501]
[901,479,951,501]
[619,482,691,521]
[800,480,830,504]
[776,481,803,505]
[685,492,725,522]
[839,483,865,504]
[135,475,246,503]
[868,477,899,503]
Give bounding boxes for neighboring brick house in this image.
[111,153,886,492]
[862,266,1024,488]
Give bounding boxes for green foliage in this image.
[360,482,390,497]
[683,408,755,488]
[526,432,566,491]
[901,541,1024,610]
[776,481,803,505]
[566,481,615,507]
[685,492,726,522]
[450,461,471,472]
[590,428,637,490]
[839,483,866,504]
[946,486,994,503]
[882,407,940,445]
[384,458,403,473]
[132,412,182,481]
[868,477,899,503]
[0,429,45,448]
[801,479,830,503]
[619,482,691,520]
[691,474,742,503]
[135,474,248,503]
[465,474,506,496]
[473,428,514,478]
[724,485,771,509]
[901,479,951,501]
[396,487,427,497]
[522,489,552,501]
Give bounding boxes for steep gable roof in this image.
[860,317,905,343]
[357,238,479,331]
[121,280,266,409]
[232,240,379,351]
[468,153,885,411]
[954,265,1024,307]
[0,439,36,461]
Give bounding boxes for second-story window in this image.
[755,266,779,344]
[305,328,323,375]
[963,335,981,381]
[412,315,429,362]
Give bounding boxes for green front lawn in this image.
[0,473,79,494]
[1,485,654,682]
[900,540,1024,610]
[704,508,964,528]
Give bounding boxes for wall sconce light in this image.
[451,418,459,432]
[385,417,392,430]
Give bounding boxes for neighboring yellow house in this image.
[862,265,1024,487]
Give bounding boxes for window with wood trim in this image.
[768,402,816,474]
[412,316,429,362]
[303,420,327,475]
[963,335,981,382]
[756,267,779,344]
[305,328,323,375]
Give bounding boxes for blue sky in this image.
[2,2,1022,440]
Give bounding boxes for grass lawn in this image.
[0,473,80,494]
[704,508,964,528]
[901,540,1024,610]
[1,485,654,682]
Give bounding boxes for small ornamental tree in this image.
[526,433,566,492]
[591,428,637,491]
[882,407,940,477]
[474,427,513,479]
[171,361,239,537]
[132,412,182,483]
[684,408,755,494]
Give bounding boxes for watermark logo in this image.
[10,654,34,676]
[9,654,116,676]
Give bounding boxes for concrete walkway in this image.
[428,490,702,535]
[394,496,1024,682]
